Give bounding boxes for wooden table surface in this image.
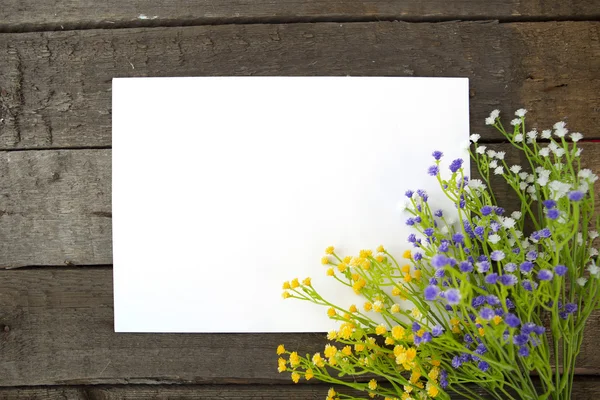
[0,1,599,399]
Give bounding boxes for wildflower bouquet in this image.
[277,109,599,400]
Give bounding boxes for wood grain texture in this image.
[0,21,598,149]
[1,381,600,399]
[0,268,597,387]
[0,0,599,32]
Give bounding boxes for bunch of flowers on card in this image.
[277,109,599,400]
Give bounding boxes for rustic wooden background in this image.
[0,1,599,399]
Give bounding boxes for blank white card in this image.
[112,77,470,332]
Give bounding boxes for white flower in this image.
[488,234,501,244]
[508,238,516,246]
[526,175,534,183]
[588,262,600,276]
[495,151,506,160]
[476,145,487,155]
[485,116,495,125]
[468,179,486,191]
[461,140,472,150]
[576,148,583,156]
[553,147,565,157]
[541,130,552,139]
[571,132,583,142]
[577,277,588,287]
[577,233,583,245]
[521,239,530,248]
[514,134,524,143]
[527,185,536,194]
[487,149,497,158]
[589,230,599,239]
[554,121,567,130]
[537,176,549,187]
[590,248,599,257]
[489,160,498,169]
[502,217,516,229]
[579,169,599,183]
[514,230,523,238]
[579,182,590,194]
[490,109,500,119]
[515,108,527,117]
[519,172,529,180]
[519,181,528,190]
[510,165,522,174]
[494,166,504,175]
[539,147,550,157]
[470,134,481,143]
[511,211,522,219]
[510,118,521,126]
[441,226,449,235]
[527,130,538,140]
[530,192,538,201]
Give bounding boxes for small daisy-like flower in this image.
[527,130,538,140]
[368,379,377,391]
[491,250,505,261]
[571,132,583,142]
[514,133,524,142]
[588,262,600,276]
[568,190,584,201]
[505,313,521,328]
[515,108,527,117]
[495,151,506,160]
[541,129,552,139]
[537,269,553,281]
[539,148,550,157]
[554,265,568,276]
[476,145,487,154]
[449,158,464,173]
[428,165,439,176]
[494,166,504,175]
[499,274,518,286]
[424,285,440,301]
[511,211,522,219]
[444,289,461,305]
[470,134,481,143]
[432,150,443,160]
[432,325,444,336]
[510,165,522,174]
[510,118,521,126]
[577,277,588,287]
[489,160,498,169]
[488,234,501,244]
[487,149,497,158]
[486,110,499,125]
[590,230,599,239]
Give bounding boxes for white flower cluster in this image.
[485,109,500,125]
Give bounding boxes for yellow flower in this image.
[403,249,412,259]
[305,368,314,380]
[277,357,287,373]
[282,281,291,289]
[375,254,385,262]
[312,352,325,367]
[355,343,365,352]
[326,268,335,276]
[338,262,347,272]
[392,287,402,296]
[369,392,376,398]
[392,326,405,340]
[327,307,336,317]
[405,348,417,361]
[289,351,300,367]
[360,249,373,258]
[291,372,300,383]
[431,359,441,367]
[412,308,422,319]
[339,323,354,339]
[427,382,439,397]
[321,256,330,265]
[394,345,406,357]
[291,278,299,288]
[478,327,485,336]
[342,255,352,264]
[403,273,412,283]
[351,273,360,282]
[276,344,285,355]
[375,324,387,335]
[428,366,440,380]
[364,301,373,311]
[282,291,290,299]
[493,315,503,325]
[410,369,421,384]
[414,269,421,280]
[401,393,412,400]
[353,279,366,293]
[449,317,460,326]
[302,277,312,286]
[349,304,358,313]
[391,304,401,313]
[361,259,371,270]
[342,345,352,356]
[404,385,413,393]
[377,245,385,253]
[385,336,395,345]
[452,325,461,333]
[325,246,335,254]
[401,264,411,274]
[324,344,337,359]
[416,328,425,338]
[368,379,378,390]
[415,381,424,389]
[327,330,338,340]
[328,388,336,398]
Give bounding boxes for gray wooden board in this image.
[0,381,599,399]
[0,268,598,387]
[0,21,598,149]
[0,0,599,32]
[1,142,599,268]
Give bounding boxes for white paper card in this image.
[112,76,470,333]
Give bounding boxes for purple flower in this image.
[512,247,521,255]
[432,150,443,160]
[533,326,546,335]
[449,158,464,173]
[520,261,534,273]
[431,254,449,268]
[438,241,450,253]
[565,303,578,314]
[480,206,493,216]
[453,233,464,244]
[434,268,446,278]
[422,332,433,343]
[499,274,518,286]
[504,263,517,272]
[559,311,569,320]
[518,346,530,357]
[526,251,538,261]
[424,285,441,301]
[429,278,438,285]
[472,296,486,308]
[494,207,505,216]
[543,199,557,209]
[568,190,584,201]
[546,208,560,220]
[474,226,485,236]
[405,190,414,198]
[428,165,439,176]
[531,231,541,242]
[434,209,443,217]
[452,356,462,368]
[521,322,536,335]
[478,255,489,262]
[522,280,537,291]
[475,343,488,355]
[477,261,490,273]
[440,370,448,388]
[464,334,474,344]
[490,221,501,232]
[414,252,423,261]
[412,321,421,332]
[445,289,461,305]
[406,218,415,226]
[432,325,444,337]
[417,189,429,202]
[537,269,554,281]
[513,334,529,346]
[480,307,495,320]
[505,313,521,328]
[491,250,505,262]
[408,234,417,243]
[424,228,435,237]
[459,261,473,273]
[540,228,551,238]
[484,273,499,284]
[478,361,490,372]
[554,265,568,276]
[486,295,500,306]
[506,298,515,309]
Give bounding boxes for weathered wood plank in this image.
[0,21,598,149]
[1,380,600,400]
[0,0,599,32]
[1,141,599,268]
[0,268,597,387]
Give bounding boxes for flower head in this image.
[449,158,464,173]
[428,165,439,176]
[445,289,461,305]
[537,269,554,281]
[568,190,584,201]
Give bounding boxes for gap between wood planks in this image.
[0,14,599,34]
